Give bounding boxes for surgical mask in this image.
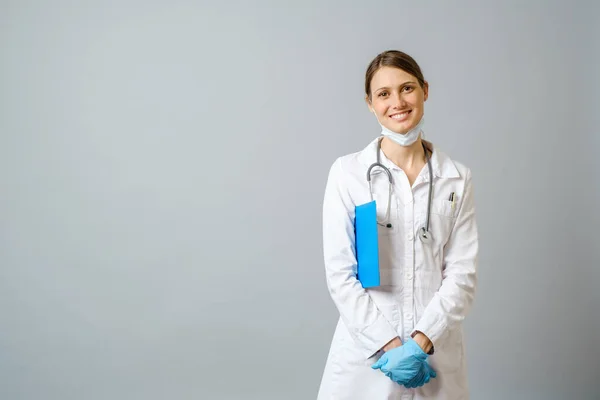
[371,106,425,146]
[380,115,425,147]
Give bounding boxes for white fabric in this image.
[317,137,479,400]
[379,115,425,146]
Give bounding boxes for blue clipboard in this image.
[354,201,380,288]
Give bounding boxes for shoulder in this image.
[331,151,362,173]
[432,145,473,183]
[325,153,361,192]
[451,157,472,181]
[326,138,378,179]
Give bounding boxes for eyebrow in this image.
[374,81,417,93]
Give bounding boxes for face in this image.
[366,66,428,134]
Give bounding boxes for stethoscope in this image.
[366,138,434,244]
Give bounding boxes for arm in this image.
[322,158,399,359]
[412,168,479,348]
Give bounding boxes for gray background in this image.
[1,1,599,399]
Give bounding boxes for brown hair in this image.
[365,50,426,100]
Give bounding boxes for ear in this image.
[365,95,374,113]
[423,81,429,101]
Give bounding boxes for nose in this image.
[390,91,407,109]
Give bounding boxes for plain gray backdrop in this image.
[1,1,599,399]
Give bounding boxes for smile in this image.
[389,110,412,121]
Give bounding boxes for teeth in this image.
[391,112,409,119]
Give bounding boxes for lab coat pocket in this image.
[429,199,457,250]
[339,304,402,367]
[431,199,457,218]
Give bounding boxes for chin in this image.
[387,122,415,135]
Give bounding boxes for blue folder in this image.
[354,201,380,288]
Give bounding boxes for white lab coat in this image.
[317,137,478,400]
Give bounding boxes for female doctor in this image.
[317,50,478,400]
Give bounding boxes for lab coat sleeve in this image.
[412,168,478,348]
[322,157,399,359]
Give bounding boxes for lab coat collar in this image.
[357,136,460,179]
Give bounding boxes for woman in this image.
[317,50,479,399]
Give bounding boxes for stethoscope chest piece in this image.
[418,227,433,244]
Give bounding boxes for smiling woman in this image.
[365,52,428,138]
[363,52,432,186]
[317,50,479,400]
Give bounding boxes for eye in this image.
[403,86,414,92]
[378,91,388,97]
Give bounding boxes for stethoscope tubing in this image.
[366,138,433,243]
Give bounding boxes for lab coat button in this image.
[407,232,413,241]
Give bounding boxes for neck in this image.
[380,136,427,170]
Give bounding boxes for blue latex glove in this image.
[371,339,434,387]
[404,361,436,388]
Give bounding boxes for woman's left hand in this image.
[412,331,433,354]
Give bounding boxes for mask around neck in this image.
[379,115,425,147]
